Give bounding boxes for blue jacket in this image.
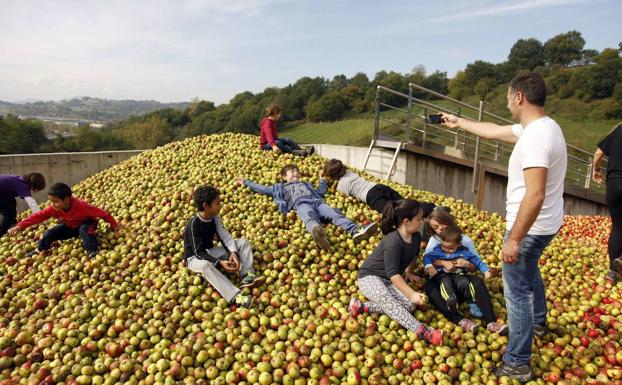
[243,179,328,213]
[423,244,489,273]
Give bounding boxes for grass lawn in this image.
[281,119,373,146]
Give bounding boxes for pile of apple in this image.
[0,133,620,385]
[559,215,611,248]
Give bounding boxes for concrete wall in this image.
[1,150,143,212]
[313,144,609,216]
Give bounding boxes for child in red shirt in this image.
[8,183,119,258]
[260,103,312,156]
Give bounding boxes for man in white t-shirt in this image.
[440,73,567,382]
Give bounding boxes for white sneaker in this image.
[352,222,378,243]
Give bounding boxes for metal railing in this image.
[373,83,607,193]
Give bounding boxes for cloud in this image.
[0,0,291,101]
[431,0,591,23]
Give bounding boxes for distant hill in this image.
[0,97,189,122]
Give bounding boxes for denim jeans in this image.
[38,221,99,253]
[502,230,556,367]
[295,201,358,235]
[261,138,301,153]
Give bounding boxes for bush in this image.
[603,100,622,119]
[306,92,346,122]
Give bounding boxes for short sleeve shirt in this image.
[359,231,421,280]
[506,117,567,235]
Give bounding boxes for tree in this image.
[582,48,622,99]
[409,65,427,84]
[372,70,389,84]
[463,60,499,88]
[186,99,215,119]
[116,115,174,149]
[422,71,449,96]
[191,106,232,135]
[448,71,468,99]
[543,30,586,67]
[349,72,370,88]
[330,74,348,90]
[340,85,365,110]
[73,126,102,151]
[272,85,304,121]
[229,91,255,109]
[306,92,346,122]
[0,115,49,154]
[154,108,190,128]
[408,65,427,98]
[508,38,545,71]
[224,103,263,134]
[577,49,600,66]
[292,77,328,105]
[373,71,408,107]
[548,68,574,97]
[474,78,498,101]
[495,61,515,83]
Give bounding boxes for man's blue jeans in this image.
[502,231,556,367]
[262,138,301,153]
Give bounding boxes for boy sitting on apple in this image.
[183,185,264,308]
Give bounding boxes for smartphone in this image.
[429,114,443,124]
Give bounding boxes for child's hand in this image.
[435,260,455,272]
[228,252,240,270]
[234,177,244,186]
[410,292,428,306]
[427,266,438,278]
[7,226,21,236]
[219,260,238,273]
[405,272,423,285]
[485,268,498,279]
[272,145,282,154]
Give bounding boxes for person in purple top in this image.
[0,173,46,236]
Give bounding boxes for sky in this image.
[1,0,621,104]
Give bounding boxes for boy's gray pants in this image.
[186,238,254,302]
